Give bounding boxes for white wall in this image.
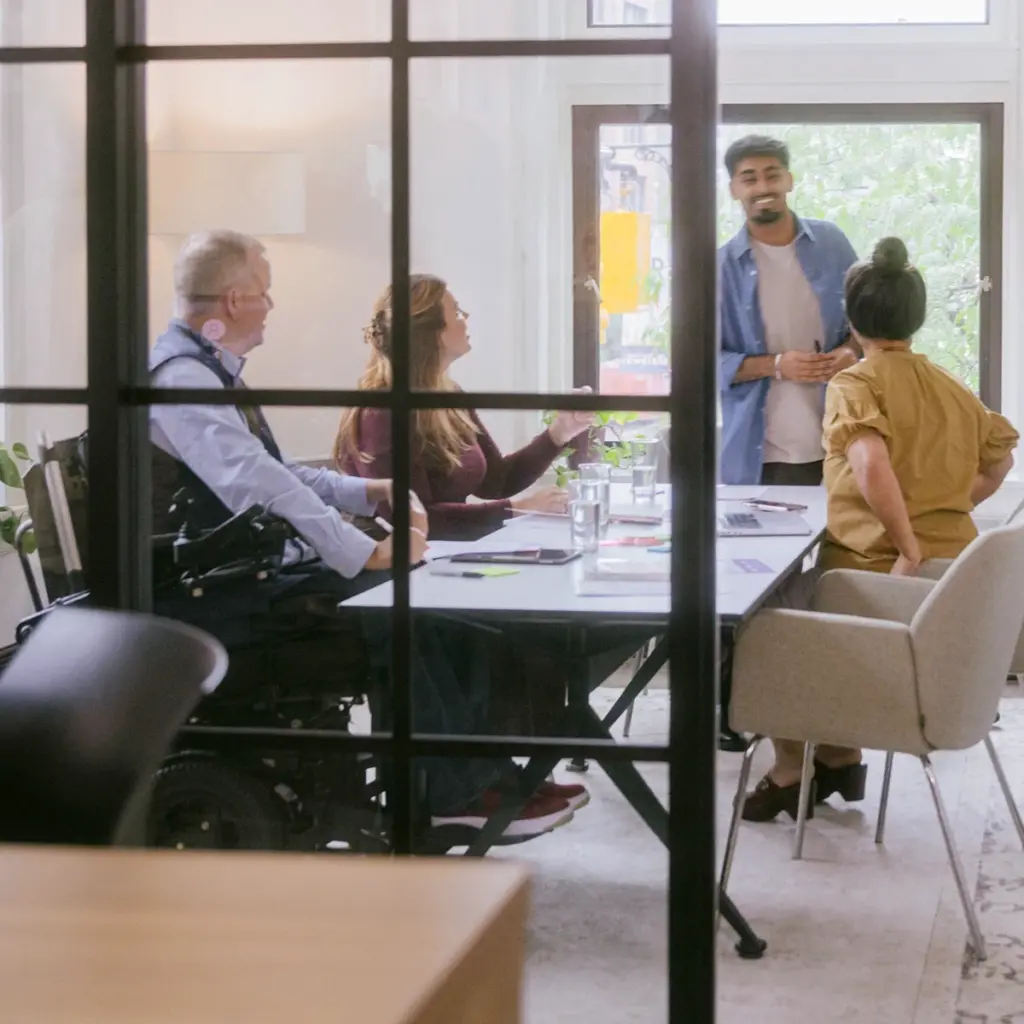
[1,0,1022,463]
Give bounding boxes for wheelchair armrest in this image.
[177,556,283,596]
[173,505,293,573]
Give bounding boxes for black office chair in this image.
[0,606,227,846]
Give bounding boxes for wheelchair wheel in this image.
[148,758,287,851]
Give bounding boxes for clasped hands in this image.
[777,345,858,384]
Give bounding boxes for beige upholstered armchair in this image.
[721,521,1024,961]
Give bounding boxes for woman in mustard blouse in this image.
[743,236,1019,823]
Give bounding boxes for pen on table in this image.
[427,568,486,579]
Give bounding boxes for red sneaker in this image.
[536,779,590,811]
[432,788,574,841]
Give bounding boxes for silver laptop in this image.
[717,508,813,538]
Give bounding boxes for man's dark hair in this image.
[844,237,927,341]
[724,135,790,177]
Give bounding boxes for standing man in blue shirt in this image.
[719,135,860,486]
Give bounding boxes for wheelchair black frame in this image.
[0,2,720,1019]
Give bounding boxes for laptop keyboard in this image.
[721,512,761,530]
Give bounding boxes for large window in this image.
[589,0,989,26]
[574,104,1003,408]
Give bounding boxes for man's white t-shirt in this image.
[752,240,827,465]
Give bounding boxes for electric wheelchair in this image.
[2,434,406,854]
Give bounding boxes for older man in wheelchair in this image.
[3,229,580,853]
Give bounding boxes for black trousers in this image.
[160,563,512,816]
[760,460,824,487]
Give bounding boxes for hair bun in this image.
[871,237,909,275]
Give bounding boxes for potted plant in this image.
[543,410,652,488]
[0,441,34,552]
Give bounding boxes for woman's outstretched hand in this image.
[511,486,569,514]
[548,386,597,447]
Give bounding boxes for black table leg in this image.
[565,628,596,774]
[718,625,748,753]
[580,705,767,959]
[599,638,668,731]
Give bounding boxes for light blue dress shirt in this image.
[150,327,378,579]
[719,216,858,485]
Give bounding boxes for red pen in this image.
[600,536,667,547]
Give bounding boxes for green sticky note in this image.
[477,566,521,578]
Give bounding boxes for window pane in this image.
[581,117,984,397]
[146,0,388,44]
[597,122,671,417]
[589,0,987,26]
[0,64,87,387]
[411,0,646,39]
[0,1,84,46]
[146,60,391,392]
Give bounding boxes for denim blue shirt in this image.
[719,216,858,484]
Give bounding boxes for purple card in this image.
[732,558,773,574]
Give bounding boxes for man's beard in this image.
[750,207,783,225]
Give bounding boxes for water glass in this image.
[631,462,658,505]
[569,496,602,554]
[578,462,611,534]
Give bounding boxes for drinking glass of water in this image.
[578,463,611,535]
[631,462,657,505]
[569,493,602,554]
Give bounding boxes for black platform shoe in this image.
[813,760,868,804]
[741,774,817,823]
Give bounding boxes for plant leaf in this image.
[0,449,24,489]
[11,442,29,461]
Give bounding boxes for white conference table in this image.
[345,484,827,626]
[343,484,826,962]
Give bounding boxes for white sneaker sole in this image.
[563,791,590,812]
[432,804,575,839]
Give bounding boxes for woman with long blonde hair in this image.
[335,274,592,540]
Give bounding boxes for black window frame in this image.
[573,101,1004,410]
[0,3,721,1020]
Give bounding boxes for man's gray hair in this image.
[174,230,265,315]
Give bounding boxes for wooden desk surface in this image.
[0,845,530,1024]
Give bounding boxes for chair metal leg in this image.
[984,734,1024,850]
[792,742,816,861]
[719,735,762,901]
[875,751,895,845]
[622,698,636,738]
[920,755,987,961]
[621,647,647,739]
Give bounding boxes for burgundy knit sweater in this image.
[338,407,563,540]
